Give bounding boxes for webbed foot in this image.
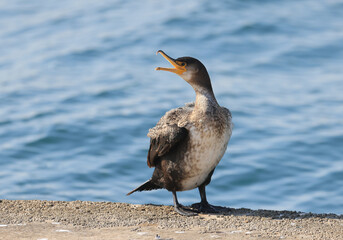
[174,204,198,216]
[191,202,220,213]
[172,191,197,216]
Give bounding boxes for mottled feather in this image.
[147,103,194,167]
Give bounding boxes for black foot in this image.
[174,204,198,216]
[191,202,220,213]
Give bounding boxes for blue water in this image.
[1,0,343,214]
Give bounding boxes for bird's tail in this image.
[127,179,162,196]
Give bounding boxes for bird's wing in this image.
[147,125,188,167]
[146,103,194,168]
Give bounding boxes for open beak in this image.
[155,50,186,75]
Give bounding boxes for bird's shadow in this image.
[196,205,343,220]
[144,204,342,220]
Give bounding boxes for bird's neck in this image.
[193,86,219,113]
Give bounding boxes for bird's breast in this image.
[180,120,231,190]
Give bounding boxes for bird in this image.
[127,50,233,216]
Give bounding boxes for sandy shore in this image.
[0,199,342,240]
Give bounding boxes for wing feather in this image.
[146,103,193,167]
[147,124,188,167]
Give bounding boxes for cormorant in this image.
[127,50,232,216]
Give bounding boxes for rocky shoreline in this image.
[0,199,342,239]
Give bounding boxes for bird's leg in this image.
[172,191,197,216]
[191,185,219,213]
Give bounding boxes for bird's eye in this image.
[176,61,187,67]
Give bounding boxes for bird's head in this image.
[155,50,213,93]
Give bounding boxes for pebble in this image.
[56,229,71,232]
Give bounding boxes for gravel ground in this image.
[0,199,342,240]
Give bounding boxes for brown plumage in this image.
[127,51,233,216]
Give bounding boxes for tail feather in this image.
[127,179,162,195]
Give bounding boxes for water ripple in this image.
[0,0,342,214]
